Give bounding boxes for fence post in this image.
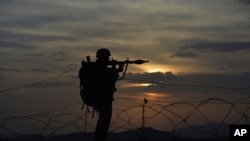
[140,98,148,141]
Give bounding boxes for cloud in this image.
[0,30,76,44]
[0,15,64,28]
[0,67,10,72]
[24,53,45,56]
[0,30,76,53]
[0,0,249,76]
[0,76,4,80]
[0,67,22,72]
[237,0,250,4]
[54,58,69,62]
[181,42,250,52]
[51,51,70,62]
[0,40,36,49]
[217,67,228,71]
[28,69,50,73]
[170,52,197,58]
[54,52,66,57]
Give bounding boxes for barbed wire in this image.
[0,96,249,140]
[0,67,77,93]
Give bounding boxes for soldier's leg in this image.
[95,102,112,141]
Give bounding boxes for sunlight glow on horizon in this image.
[141,64,179,74]
[119,82,154,88]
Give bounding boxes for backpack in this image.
[79,58,100,117]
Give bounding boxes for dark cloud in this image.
[237,0,250,4]
[28,69,50,73]
[171,52,197,58]
[0,67,10,72]
[0,15,63,28]
[0,0,17,4]
[0,40,36,49]
[0,30,76,49]
[54,58,69,62]
[217,68,228,71]
[0,76,4,80]
[0,0,72,28]
[24,53,44,56]
[181,42,250,52]
[54,52,66,57]
[52,51,69,62]
[0,67,22,72]
[0,29,76,51]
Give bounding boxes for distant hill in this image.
[174,122,229,140]
[6,126,228,141]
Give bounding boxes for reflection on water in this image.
[118,82,156,88]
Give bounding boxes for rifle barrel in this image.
[108,59,149,65]
[129,60,149,64]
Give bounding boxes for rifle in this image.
[107,59,148,66]
[108,58,149,80]
[83,56,149,80]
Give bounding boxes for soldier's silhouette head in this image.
[96,48,111,64]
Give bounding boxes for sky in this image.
[0,0,250,136]
[0,0,250,74]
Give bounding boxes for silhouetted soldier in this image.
[94,48,123,141]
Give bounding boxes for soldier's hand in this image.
[117,64,124,72]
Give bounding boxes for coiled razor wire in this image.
[0,97,249,140]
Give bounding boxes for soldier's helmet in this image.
[96,48,111,59]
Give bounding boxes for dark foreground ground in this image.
[2,127,229,141]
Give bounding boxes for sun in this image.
[143,64,172,73]
[128,62,180,74]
